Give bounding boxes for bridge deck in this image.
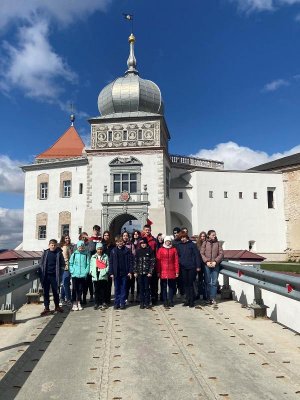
[1,300,300,400]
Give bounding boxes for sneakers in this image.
[72,304,79,311]
[40,308,51,316]
[78,304,83,311]
[211,299,218,307]
[54,306,64,313]
[66,300,72,307]
[102,303,108,309]
[94,305,99,310]
[59,300,63,307]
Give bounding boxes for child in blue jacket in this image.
[69,240,90,311]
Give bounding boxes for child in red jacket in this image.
[156,236,179,308]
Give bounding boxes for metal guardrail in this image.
[220,261,300,302]
[0,265,40,297]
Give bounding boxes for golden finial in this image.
[129,33,135,43]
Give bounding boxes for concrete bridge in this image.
[1,296,300,400]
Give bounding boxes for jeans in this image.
[43,273,59,308]
[181,268,196,305]
[72,277,85,303]
[204,265,220,300]
[126,274,136,300]
[83,273,94,300]
[161,279,176,304]
[105,276,113,304]
[114,276,127,306]
[138,275,150,306]
[196,269,207,300]
[150,269,159,303]
[60,270,71,301]
[94,280,108,306]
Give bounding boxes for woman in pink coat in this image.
[156,236,179,308]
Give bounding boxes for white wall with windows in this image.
[187,170,286,257]
[23,163,87,250]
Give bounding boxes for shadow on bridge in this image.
[0,310,69,400]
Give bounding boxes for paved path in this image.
[1,300,300,400]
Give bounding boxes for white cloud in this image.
[0,20,77,101]
[0,208,23,249]
[192,141,300,170]
[0,155,25,193]
[0,0,111,30]
[262,78,290,92]
[231,0,300,13]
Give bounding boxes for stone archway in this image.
[170,211,193,235]
[109,213,138,238]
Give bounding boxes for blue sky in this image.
[1,0,300,247]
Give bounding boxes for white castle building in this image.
[21,34,287,260]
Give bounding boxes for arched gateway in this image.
[109,213,142,237]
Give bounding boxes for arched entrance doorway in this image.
[109,213,141,237]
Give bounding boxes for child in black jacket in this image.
[134,238,155,309]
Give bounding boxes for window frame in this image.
[39,182,48,200]
[209,190,213,198]
[113,172,138,194]
[63,180,72,198]
[38,225,47,240]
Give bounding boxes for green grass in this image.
[261,263,300,274]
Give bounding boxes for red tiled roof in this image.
[36,126,85,159]
[224,250,265,261]
[0,250,42,261]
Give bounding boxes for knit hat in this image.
[164,235,172,243]
[77,240,85,248]
[96,242,103,249]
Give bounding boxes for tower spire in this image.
[125,33,139,75]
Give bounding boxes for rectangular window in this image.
[179,192,183,199]
[224,191,228,198]
[40,182,48,200]
[108,131,112,141]
[38,225,47,240]
[267,188,275,209]
[79,183,83,194]
[166,168,170,198]
[61,224,70,236]
[113,173,138,194]
[209,191,213,198]
[63,180,71,197]
[123,130,128,140]
[239,192,243,199]
[78,227,82,235]
[138,129,143,140]
[253,192,257,199]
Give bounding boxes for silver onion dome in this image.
[98,34,164,116]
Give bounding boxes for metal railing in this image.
[170,154,224,170]
[220,261,300,302]
[0,265,40,311]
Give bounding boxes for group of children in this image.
[39,224,224,315]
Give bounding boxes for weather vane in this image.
[123,13,134,33]
[69,102,75,126]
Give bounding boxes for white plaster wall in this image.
[23,164,87,250]
[188,170,287,253]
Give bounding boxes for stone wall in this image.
[283,168,300,261]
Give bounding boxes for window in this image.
[179,192,183,199]
[166,168,170,198]
[61,224,69,236]
[209,191,213,198]
[79,183,83,194]
[38,225,47,240]
[239,192,243,199]
[253,192,257,199]
[113,173,137,193]
[108,131,112,141]
[267,188,275,209]
[63,180,71,197]
[123,130,128,140]
[138,129,143,140]
[224,191,228,198]
[78,227,82,235]
[40,182,48,200]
